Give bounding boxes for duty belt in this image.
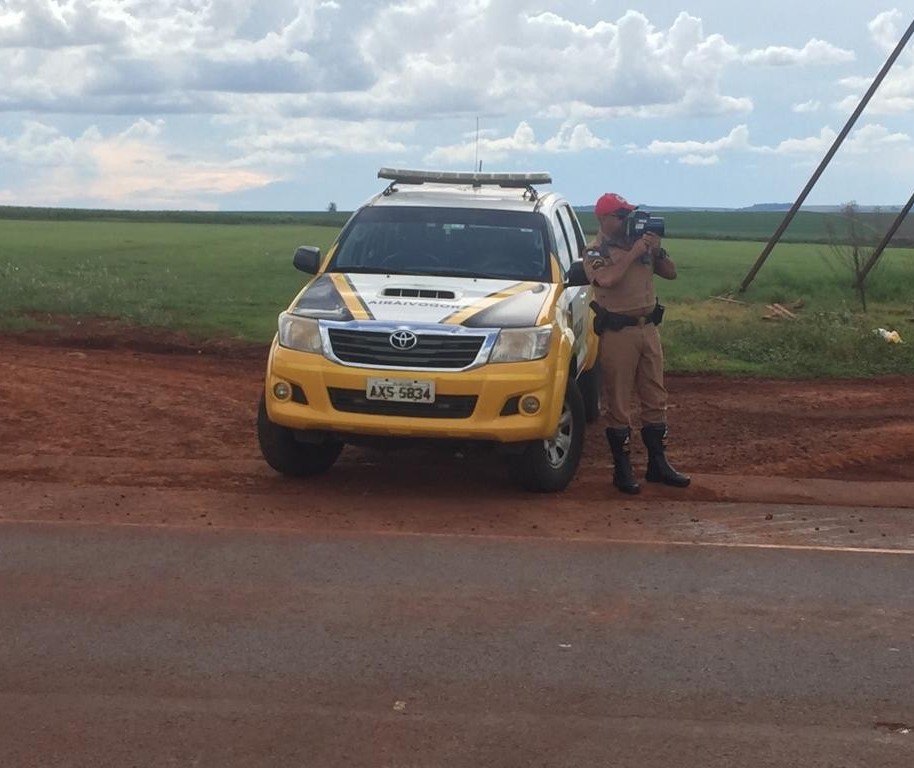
[590,301,665,333]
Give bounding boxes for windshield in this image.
[328,206,552,281]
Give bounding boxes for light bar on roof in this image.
[378,167,552,187]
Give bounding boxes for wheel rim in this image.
[543,401,574,468]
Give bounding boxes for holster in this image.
[591,301,664,334]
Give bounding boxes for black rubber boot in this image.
[641,423,691,487]
[606,427,641,495]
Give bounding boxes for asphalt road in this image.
[1,518,912,768]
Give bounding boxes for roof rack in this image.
[378,167,552,199]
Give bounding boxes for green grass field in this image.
[4,205,912,245]
[2,214,912,377]
[0,218,328,340]
[578,208,914,246]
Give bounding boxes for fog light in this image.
[520,395,541,415]
[273,381,291,400]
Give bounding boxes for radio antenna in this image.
[474,116,480,173]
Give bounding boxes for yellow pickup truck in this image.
[258,168,600,492]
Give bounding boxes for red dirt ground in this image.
[2,319,913,535]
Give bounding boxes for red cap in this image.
[594,192,638,217]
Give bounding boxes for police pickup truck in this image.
[257,168,600,492]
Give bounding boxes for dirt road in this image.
[2,322,914,538]
[3,520,912,768]
[3,324,914,767]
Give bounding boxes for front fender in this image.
[543,325,576,429]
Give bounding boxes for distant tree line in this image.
[1,205,910,247]
[0,206,351,228]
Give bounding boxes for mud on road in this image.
[2,322,913,546]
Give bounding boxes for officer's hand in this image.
[639,233,661,258]
[584,247,606,270]
[642,233,661,250]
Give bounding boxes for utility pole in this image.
[856,191,914,287]
[737,16,914,294]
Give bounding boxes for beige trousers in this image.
[598,323,667,428]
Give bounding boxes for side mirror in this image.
[293,245,322,274]
[566,260,589,287]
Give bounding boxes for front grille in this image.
[328,388,477,419]
[328,329,485,369]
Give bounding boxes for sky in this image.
[1,1,913,212]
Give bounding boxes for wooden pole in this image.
[856,191,914,287]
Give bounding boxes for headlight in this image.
[489,326,553,363]
[278,312,323,354]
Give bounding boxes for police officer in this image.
[583,192,690,495]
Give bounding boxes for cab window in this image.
[552,208,574,274]
[558,204,586,257]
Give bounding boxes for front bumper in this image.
[264,340,568,443]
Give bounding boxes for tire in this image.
[577,361,601,424]
[257,394,343,476]
[506,380,586,493]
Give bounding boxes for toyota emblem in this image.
[389,330,418,350]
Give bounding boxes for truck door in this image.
[553,204,591,374]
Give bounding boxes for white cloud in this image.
[834,88,914,115]
[544,123,610,152]
[835,64,914,115]
[424,120,607,165]
[833,10,914,116]
[624,120,912,163]
[680,154,719,166]
[0,119,80,165]
[758,123,912,156]
[742,39,855,66]
[844,123,911,153]
[763,127,838,155]
[0,118,279,207]
[0,0,127,48]
[0,3,911,209]
[0,3,869,134]
[227,116,413,162]
[0,4,763,122]
[640,124,751,157]
[868,9,906,53]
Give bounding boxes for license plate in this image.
[366,377,436,403]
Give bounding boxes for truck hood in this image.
[292,272,555,328]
